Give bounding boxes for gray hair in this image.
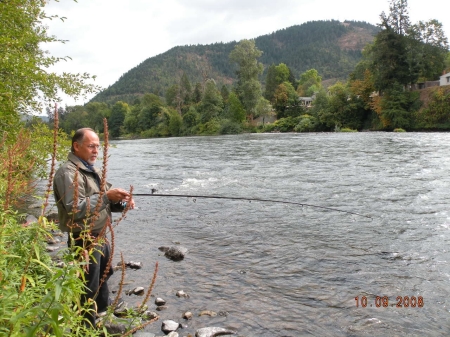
[71,128,95,153]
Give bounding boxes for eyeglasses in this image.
[86,144,101,150]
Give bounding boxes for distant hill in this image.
[91,20,379,104]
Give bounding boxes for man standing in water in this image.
[53,127,135,327]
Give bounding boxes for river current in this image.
[103,132,450,336]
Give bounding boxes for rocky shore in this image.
[25,203,240,337]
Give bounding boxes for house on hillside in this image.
[440,72,450,86]
[298,94,316,108]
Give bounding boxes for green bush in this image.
[340,128,358,132]
[393,128,406,132]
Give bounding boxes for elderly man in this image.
[53,127,134,327]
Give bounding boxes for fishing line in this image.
[133,193,372,219]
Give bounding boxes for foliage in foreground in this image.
[0,120,158,336]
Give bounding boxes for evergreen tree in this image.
[199,79,223,123]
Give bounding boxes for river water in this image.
[104,132,450,336]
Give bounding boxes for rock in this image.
[161,320,181,334]
[159,246,188,261]
[195,327,237,337]
[199,310,217,317]
[142,311,159,320]
[183,311,193,320]
[46,237,60,244]
[176,290,189,298]
[133,287,145,295]
[45,212,59,222]
[46,246,59,252]
[126,261,143,269]
[26,214,38,224]
[156,305,168,311]
[113,306,128,317]
[167,332,179,337]
[155,297,166,306]
[103,321,127,334]
[134,332,156,337]
[55,262,65,268]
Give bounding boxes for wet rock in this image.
[142,311,159,320]
[126,261,143,269]
[195,327,237,337]
[155,297,166,306]
[25,214,38,224]
[199,310,217,317]
[46,246,59,252]
[159,246,188,261]
[183,311,193,320]
[45,212,59,222]
[176,290,189,298]
[161,320,181,334]
[46,237,60,244]
[104,321,127,334]
[133,287,145,295]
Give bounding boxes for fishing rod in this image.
[132,193,372,219]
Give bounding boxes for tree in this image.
[220,85,230,103]
[273,82,299,118]
[297,69,322,97]
[198,79,223,123]
[229,39,264,118]
[379,0,411,35]
[193,82,203,103]
[264,64,278,102]
[226,92,246,123]
[0,0,99,139]
[109,101,129,137]
[370,0,448,91]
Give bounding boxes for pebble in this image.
[176,290,189,298]
[183,311,193,320]
[199,310,217,317]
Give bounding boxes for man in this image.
[53,127,134,327]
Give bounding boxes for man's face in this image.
[73,130,100,165]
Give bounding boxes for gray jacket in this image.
[53,152,122,234]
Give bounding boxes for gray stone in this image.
[126,261,143,269]
[155,297,166,306]
[161,320,180,334]
[176,290,189,298]
[167,332,179,337]
[46,246,59,252]
[195,327,237,337]
[133,333,156,337]
[159,246,188,261]
[142,311,159,320]
[133,286,145,295]
[182,311,193,320]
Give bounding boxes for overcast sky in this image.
[44,0,450,106]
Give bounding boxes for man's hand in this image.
[106,188,130,203]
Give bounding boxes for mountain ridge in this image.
[91,20,380,104]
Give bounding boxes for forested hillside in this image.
[92,20,379,103]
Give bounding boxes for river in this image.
[103,132,450,336]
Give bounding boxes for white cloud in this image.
[42,0,449,107]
